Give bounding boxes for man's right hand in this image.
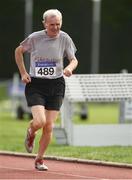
[21,73,31,84]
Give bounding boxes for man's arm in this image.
[63,57,78,77]
[15,45,31,83]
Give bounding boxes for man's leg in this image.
[25,105,46,153]
[35,110,59,170]
[30,105,46,133]
[37,110,59,158]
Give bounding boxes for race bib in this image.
[35,61,56,78]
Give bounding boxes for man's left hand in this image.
[63,67,72,77]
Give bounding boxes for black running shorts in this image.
[25,76,65,111]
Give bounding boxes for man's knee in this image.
[44,123,54,135]
[32,116,46,130]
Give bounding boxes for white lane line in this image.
[45,170,102,179]
[0,166,31,171]
[0,166,118,180]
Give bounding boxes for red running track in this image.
[0,154,132,180]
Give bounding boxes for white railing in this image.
[60,74,132,146]
[64,74,132,102]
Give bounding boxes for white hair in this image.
[43,9,62,25]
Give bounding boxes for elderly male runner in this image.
[15,9,78,171]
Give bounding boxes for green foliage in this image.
[46,145,132,164]
[0,85,8,101]
[74,103,119,124]
[102,0,132,28]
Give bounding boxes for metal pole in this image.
[91,0,101,73]
[25,0,33,37]
[24,0,33,71]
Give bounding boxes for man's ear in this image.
[45,24,47,28]
[42,20,47,28]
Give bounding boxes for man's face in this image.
[44,16,62,37]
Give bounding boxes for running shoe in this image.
[25,128,36,153]
[35,158,48,171]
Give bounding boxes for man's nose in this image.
[54,25,58,30]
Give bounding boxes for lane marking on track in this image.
[44,170,112,180]
[0,166,109,180]
[41,170,99,179]
[0,166,32,171]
